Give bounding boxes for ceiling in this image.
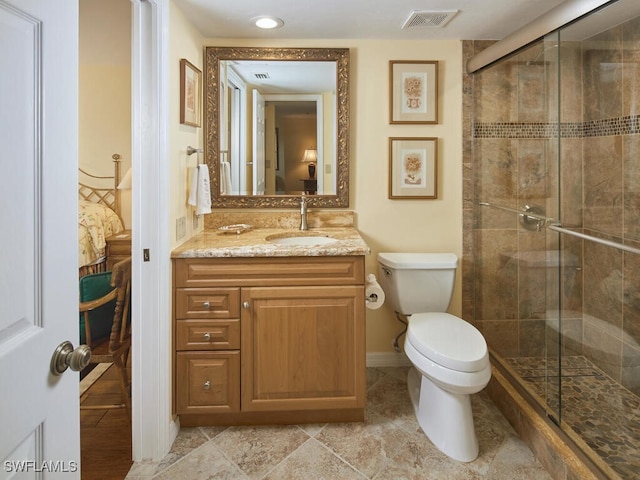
[229,60,336,94]
[173,0,568,40]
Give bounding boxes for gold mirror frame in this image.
[204,46,350,208]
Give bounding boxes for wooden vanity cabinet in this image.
[173,256,366,425]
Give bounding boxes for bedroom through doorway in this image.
[78,0,133,478]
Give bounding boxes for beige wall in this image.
[353,40,463,353]
[79,0,132,227]
[200,38,463,353]
[169,1,205,248]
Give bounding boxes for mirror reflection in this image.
[204,47,350,208]
[220,60,334,196]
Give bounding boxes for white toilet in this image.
[377,252,491,462]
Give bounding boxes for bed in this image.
[78,154,125,277]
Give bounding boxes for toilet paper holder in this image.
[364,273,385,310]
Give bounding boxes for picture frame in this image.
[389,137,438,199]
[389,61,438,124]
[180,58,202,127]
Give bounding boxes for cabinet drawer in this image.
[176,319,240,350]
[175,257,365,287]
[175,287,240,319]
[176,351,240,414]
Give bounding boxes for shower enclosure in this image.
[464,1,640,478]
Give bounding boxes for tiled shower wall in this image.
[462,12,640,398]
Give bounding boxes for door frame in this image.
[226,67,247,195]
[263,94,324,193]
[130,0,178,461]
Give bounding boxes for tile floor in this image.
[126,367,552,479]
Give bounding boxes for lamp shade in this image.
[301,149,317,178]
[301,149,317,163]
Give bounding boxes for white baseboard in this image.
[366,352,412,367]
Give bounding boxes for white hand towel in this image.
[188,165,212,215]
[188,167,198,206]
[220,160,232,195]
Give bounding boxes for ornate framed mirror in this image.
[204,46,350,208]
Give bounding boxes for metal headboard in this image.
[78,153,122,218]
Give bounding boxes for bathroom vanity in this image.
[171,223,370,426]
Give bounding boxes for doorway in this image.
[79,0,132,477]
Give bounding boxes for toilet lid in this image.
[406,312,488,373]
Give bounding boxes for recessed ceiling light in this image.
[252,16,284,29]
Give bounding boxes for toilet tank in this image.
[377,253,458,315]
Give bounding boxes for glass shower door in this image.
[470,1,640,475]
[472,32,564,423]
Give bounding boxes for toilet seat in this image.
[407,312,488,373]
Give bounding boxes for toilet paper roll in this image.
[365,273,385,310]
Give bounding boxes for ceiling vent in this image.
[254,73,270,79]
[401,10,458,29]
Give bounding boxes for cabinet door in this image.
[241,286,365,412]
[176,351,240,414]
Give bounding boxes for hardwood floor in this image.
[80,364,132,480]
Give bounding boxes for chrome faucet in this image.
[300,193,308,231]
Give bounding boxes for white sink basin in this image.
[266,234,338,246]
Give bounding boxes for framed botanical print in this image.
[389,137,438,199]
[180,58,202,127]
[389,61,438,124]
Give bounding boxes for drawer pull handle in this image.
[203,301,211,309]
[243,301,250,309]
[203,380,211,390]
[203,332,211,340]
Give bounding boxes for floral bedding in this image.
[78,200,124,267]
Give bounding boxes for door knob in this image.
[243,301,250,309]
[50,341,91,376]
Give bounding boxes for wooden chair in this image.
[79,272,117,349]
[80,257,132,420]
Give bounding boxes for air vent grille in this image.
[254,73,270,79]
[401,10,458,29]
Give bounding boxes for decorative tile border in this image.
[474,114,640,139]
[583,115,640,136]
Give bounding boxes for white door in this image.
[0,0,81,476]
[252,90,266,195]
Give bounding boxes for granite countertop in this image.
[171,227,371,258]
